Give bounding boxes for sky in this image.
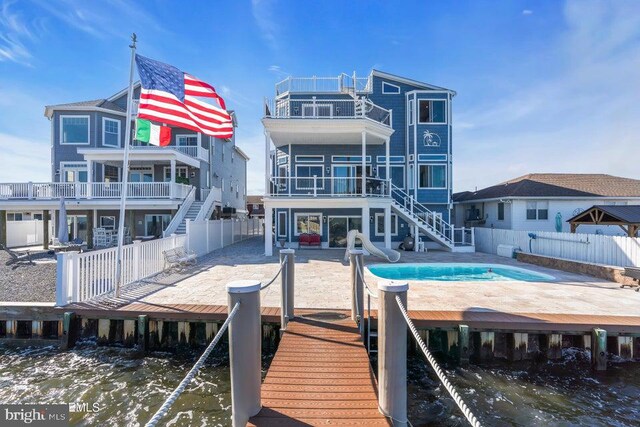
[0,0,638,193]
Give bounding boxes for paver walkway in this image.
[248,313,390,426]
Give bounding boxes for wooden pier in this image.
[248,315,389,426]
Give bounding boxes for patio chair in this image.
[622,267,640,292]
[1,244,34,266]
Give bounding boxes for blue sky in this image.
[0,0,638,193]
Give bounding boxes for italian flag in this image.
[135,119,171,146]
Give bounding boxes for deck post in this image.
[61,312,77,350]
[458,325,470,365]
[264,207,273,256]
[378,280,408,426]
[479,332,495,361]
[349,249,364,335]
[592,328,607,371]
[43,210,50,250]
[546,333,563,360]
[617,336,633,361]
[137,315,148,352]
[280,249,295,329]
[0,210,6,248]
[227,280,262,427]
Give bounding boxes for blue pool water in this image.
[367,263,555,282]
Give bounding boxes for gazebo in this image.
[567,205,640,237]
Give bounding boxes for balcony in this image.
[0,182,193,201]
[131,144,209,162]
[275,74,372,97]
[268,177,390,198]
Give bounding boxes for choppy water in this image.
[0,344,638,426]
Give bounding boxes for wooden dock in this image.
[248,315,390,426]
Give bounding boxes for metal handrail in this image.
[395,295,482,427]
[260,258,287,290]
[145,301,241,427]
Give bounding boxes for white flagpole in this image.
[114,33,137,298]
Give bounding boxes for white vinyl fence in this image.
[474,227,640,268]
[185,218,263,256]
[56,234,188,305]
[6,220,53,248]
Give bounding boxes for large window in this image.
[526,201,548,220]
[7,213,23,221]
[418,100,446,124]
[295,165,324,190]
[295,213,322,236]
[379,165,405,189]
[163,166,188,182]
[418,164,446,188]
[145,214,172,237]
[498,202,505,221]
[375,213,398,236]
[277,211,287,238]
[60,116,90,144]
[102,118,120,147]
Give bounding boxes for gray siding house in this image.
[0,83,248,248]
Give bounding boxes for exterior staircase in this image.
[175,201,204,234]
[390,184,474,252]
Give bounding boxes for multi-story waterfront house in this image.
[0,83,248,249]
[262,71,474,255]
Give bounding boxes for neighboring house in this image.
[0,83,248,248]
[453,173,640,236]
[247,195,265,218]
[262,71,473,255]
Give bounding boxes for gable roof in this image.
[44,99,126,118]
[371,70,456,95]
[453,173,640,202]
[246,195,264,204]
[567,205,640,225]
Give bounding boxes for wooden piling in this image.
[43,210,50,250]
[546,334,563,360]
[61,312,77,350]
[31,321,43,339]
[592,328,607,371]
[6,320,16,339]
[458,325,469,365]
[123,319,136,347]
[178,321,190,345]
[137,315,148,352]
[510,332,528,361]
[97,319,110,345]
[206,322,218,342]
[148,320,160,349]
[446,330,458,359]
[479,332,494,361]
[582,334,592,352]
[617,336,633,361]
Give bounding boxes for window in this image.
[176,135,198,146]
[7,213,23,221]
[376,156,405,164]
[33,213,43,221]
[129,167,153,183]
[295,213,322,235]
[379,165,405,188]
[526,201,549,220]
[382,82,401,94]
[375,213,398,236]
[418,100,446,123]
[102,118,120,147]
[60,116,90,144]
[253,204,260,210]
[498,202,505,221]
[331,155,372,163]
[418,164,446,188]
[145,214,172,237]
[295,155,324,163]
[60,162,88,183]
[278,211,287,237]
[295,165,324,190]
[104,165,120,182]
[100,216,115,229]
[408,99,415,125]
[163,166,188,182]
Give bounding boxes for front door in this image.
[64,215,88,243]
[328,216,362,248]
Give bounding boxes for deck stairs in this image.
[390,184,474,252]
[175,201,203,234]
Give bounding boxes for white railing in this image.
[195,186,222,221]
[186,218,264,256]
[56,234,188,305]
[264,97,391,126]
[0,182,193,200]
[269,177,391,198]
[131,144,209,161]
[163,187,196,237]
[275,74,372,96]
[474,228,640,268]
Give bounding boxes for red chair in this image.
[298,233,321,248]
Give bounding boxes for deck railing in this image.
[264,97,391,126]
[275,74,372,96]
[131,145,209,161]
[269,177,391,198]
[0,182,192,200]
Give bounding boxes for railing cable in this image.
[145,301,241,427]
[260,257,287,290]
[395,295,482,427]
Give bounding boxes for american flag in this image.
[135,54,233,139]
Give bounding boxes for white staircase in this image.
[175,201,204,234]
[390,184,474,251]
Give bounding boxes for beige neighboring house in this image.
[453,173,640,236]
[247,195,265,219]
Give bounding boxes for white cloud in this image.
[0,132,50,181]
[522,9,533,15]
[454,0,640,192]
[252,0,279,50]
[0,0,42,66]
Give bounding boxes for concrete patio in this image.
[117,237,640,317]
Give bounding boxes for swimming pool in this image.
[367,263,555,282]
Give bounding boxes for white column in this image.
[413,225,419,252]
[384,204,391,249]
[170,159,176,199]
[93,209,97,229]
[385,137,390,191]
[265,131,271,196]
[361,205,370,254]
[87,160,93,198]
[264,205,273,256]
[361,131,366,196]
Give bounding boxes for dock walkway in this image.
[248,315,390,426]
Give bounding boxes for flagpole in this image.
[114,33,137,298]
